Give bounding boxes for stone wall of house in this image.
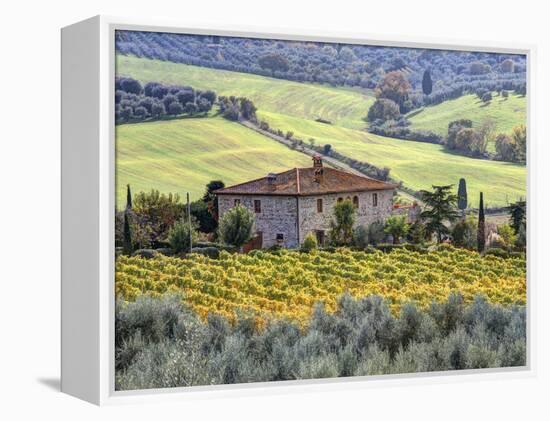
[217,194,299,248]
[298,189,394,245]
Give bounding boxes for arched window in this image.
[353,195,359,208]
[337,197,343,203]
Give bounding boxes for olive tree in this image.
[218,204,255,248]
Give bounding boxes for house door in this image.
[243,231,263,253]
[315,230,325,246]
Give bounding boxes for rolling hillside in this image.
[408,92,526,151]
[116,116,311,209]
[117,55,526,207]
[117,55,372,130]
[259,111,526,207]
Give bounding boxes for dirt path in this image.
[240,120,425,205]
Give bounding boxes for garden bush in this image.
[115,293,526,390]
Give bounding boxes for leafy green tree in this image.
[384,215,409,244]
[367,98,400,122]
[202,180,225,223]
[422,69,432,95]
[329,199,356,246]
[511,124,527,163]
[477,192,485,253]
[495,133,515,161]
[451,216,477,249]
[123,211,133,255]
[446,119,473,150]
[508,200,526,234]
[419,185,459,243]
[407,221,426,245]
[168,218,199,253]
[190,200,217,233]
[457,178,468,214]
[497,224,517,250]
[133,190,185,243]
[367,221,386,245]
[258,53,290,75]
[301,233,318,252]
[218,204,255,248]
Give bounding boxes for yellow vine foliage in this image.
[115,247,526,325]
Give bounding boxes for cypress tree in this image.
[126,184,132,210]
[123,210,133,255]
[477,192,485,253]
[457,178,468,215]
[422,70,433,95]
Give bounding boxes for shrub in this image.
[131,249,159,259]
[218,204,255,248]
[329,199,356,246]
[367,221,386,245]
[168,219,199,253]
[353,225,370,249]
[384,215,409,244]
[191,246,220,259]
[451,217,477,249]
[301,233,318,252]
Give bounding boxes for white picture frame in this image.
[61,15,536,405]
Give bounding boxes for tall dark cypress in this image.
[477,192,485,252]
[126,184,132,210]
[422,70,433,95]
[123,210,133,255]
[457,178,468,215]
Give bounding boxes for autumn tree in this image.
[374,71,411,112]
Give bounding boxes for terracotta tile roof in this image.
[214,167,397,196]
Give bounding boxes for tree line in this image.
[366,71,526,163]
[115,77,216,124]
[116,30,526,109]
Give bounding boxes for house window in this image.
[234,198,241,206]
[317,198,323,213]
[254,199,261,213]
[276,233,284,243]
[372,193,378,207]
[353,196,359,208]
[337,197,343,203]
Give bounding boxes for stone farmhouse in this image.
[215,155,398,249]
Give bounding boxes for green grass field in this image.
[117,55,526,207]
[258,110,525,207]
[117,55,372,130]
[407,93,526,152]
[116,116,311,209]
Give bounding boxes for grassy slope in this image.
[116,116,311,209]
[117,55,526,207]
[259,111,525,208]
[408,93,526,151]
[117,55,372,130]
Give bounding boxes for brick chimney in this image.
[313,154,323,182]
